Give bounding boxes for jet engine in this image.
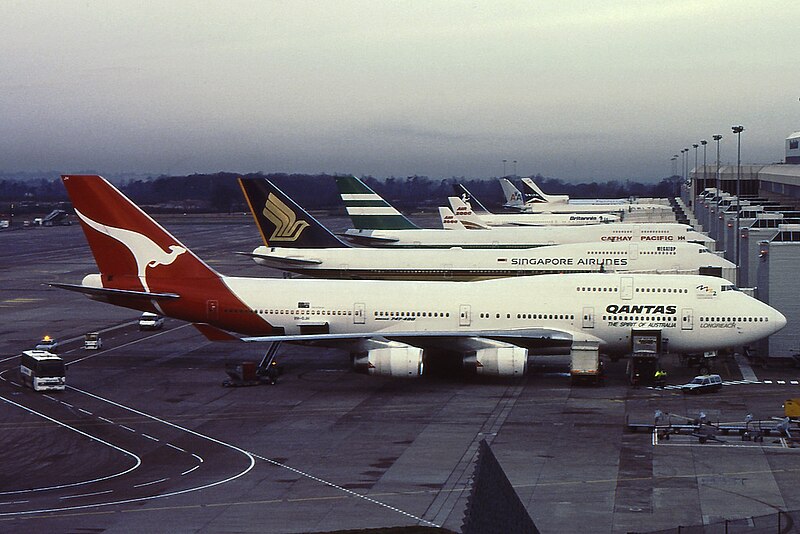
[351,339,424,377]
[461,339,528,377]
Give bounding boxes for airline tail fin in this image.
[238,178,349,248]
[59,175,274,336]
[447,197,490,229]
[452,183,490,213]
[61,175,219,295]
[498,178,526,208]
[439,207,467,230]
[520,177,569,204]
[334,175,419,230]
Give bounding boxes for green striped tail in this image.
[334,175,418,230]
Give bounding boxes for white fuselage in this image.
[222,273,784,354]
[473,212,620,227]
[344,222,715,250]
[517,202,671,214]
[250,242,736,282]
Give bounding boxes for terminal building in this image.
[683,131,800,362]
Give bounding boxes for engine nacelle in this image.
[351,339,424,377]
[462,340,528,377]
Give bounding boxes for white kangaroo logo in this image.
[76,209,186,292]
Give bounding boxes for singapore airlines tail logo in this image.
[75,209,186,292]
[263,193,309,242]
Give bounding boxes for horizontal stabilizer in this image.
[50,282,180,300]
[338,232,399,245]
[236,251,323,266]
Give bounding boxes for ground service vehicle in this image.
[139,313,164,331]
[35,335,59,352]
[784,399,800,418]
[84,332,102,350]
[570,341,603,385]
[20,350,66,391]
[681,374,722,394]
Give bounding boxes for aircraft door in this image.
[681,308,693,330]
[620,277,634,300]
[582,307,595,329]
[354,303,365,324]
[459,304,471,326]
[206,300,219,321]
[628,244,639,260]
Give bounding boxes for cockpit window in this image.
[720,284,739,292]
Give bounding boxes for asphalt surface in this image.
[1,214,799,533]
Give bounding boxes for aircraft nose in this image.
[773,308,787,332]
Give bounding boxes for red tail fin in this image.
[61,175,274,336]
[62,175,217,293]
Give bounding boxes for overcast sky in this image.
[1,1,798,182]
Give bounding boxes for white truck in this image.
[570,341,603,385]
[84,332,102,350]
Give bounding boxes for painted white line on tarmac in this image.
[166,443,186,453]
[119,425,137,433]
[60,490,113,500]
[0,395,141,497]
[141,433,159,442]
[180,465,200,476]
[191,453,203,463]
[78,408,93,416]
[249,450,440,528]
[133,478,168,488]
[0,384,258,518]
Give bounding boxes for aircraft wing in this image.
[242,327,592,346]
[236,251,323,266]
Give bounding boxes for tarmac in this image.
[1,213,800,533]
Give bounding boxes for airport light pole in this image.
[713,134,722,195]
[700,140,708,186]
[692,143,699,186]
[732,125,745,285]
[684,147,690,182]
[671,156,677,177]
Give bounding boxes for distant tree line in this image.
[0,172,681,215]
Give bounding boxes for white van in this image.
[138,312,164,331]
[681,374,723,394]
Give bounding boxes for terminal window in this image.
[790,140,799,149]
